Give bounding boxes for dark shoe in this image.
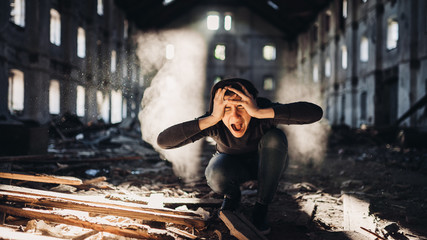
[252,202,271,235]
[220,193,241,211]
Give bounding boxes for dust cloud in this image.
[275,73,330,167]
[137,29,207,182]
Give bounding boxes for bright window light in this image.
[111,50,117,73]
[10,0,25,27]
[360,36,369,62]
[8,69,24,112]
[207,13,219,30]
[163,0,174,6]
[166,44,175,60]
[97,0,103,15]
[50,9,61,46]
[325,58,331,77]
[341,45,348,69]
[343,0,348,19]
[263,77,274,90]
[76,85,85,117]
[49,80,60,114]
[111,90,122,124]
[77,27,86,58]
[97,91,110,122]
[313,64,319,83]
[224,14,232,31]
[263,45,276,61]
[123,20,129,39]
[387,19,399,50]
[214,44,226,60]
[122,99,127,119]
[267,1,279,10]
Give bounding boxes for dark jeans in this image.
[205,128,288,205]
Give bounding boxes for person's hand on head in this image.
[211,87,228,122]
[225,83,260,117]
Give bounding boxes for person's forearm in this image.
[253,108,275,119]
[198,115,221,130]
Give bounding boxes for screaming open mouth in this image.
[231,123,243,132]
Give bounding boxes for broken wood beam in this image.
[166,227,197,239]
[219,210,267,240]
[107,193,222,207]
[0,172,83,185]
[82,176,107,185]
[0,204,173,240]
[0,184,207,218]
[0,190,206,228]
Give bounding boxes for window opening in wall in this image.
[263,77,274,91]
[76,85,85,117]
[122,99,127,119]
[215,44,226,60]
[111,50,117,73]
[97,91,110,122]
[342,0,348,19]
[263,45,276,61]
[325,11,331,33]
[313,64,319,83]
[124,20,129,39]
[267,1,279,10]
[360,36,369,62]
[50,9,61,46]
[10,0,25,27]
[362,0,368,3]
[224,14,232,31]
[111,90,122,124]
[77,27,86,58]
[166,44,174,60]
[8,69,24,112]
[360,91,367,120]
[97,0,103,16]
[386,19,399,50]
[312,24,318,42]
[49,80,60,114]
[163,0,174,6]
[207,12,219,30]
[213,76,222,85]
[341,45,348,69]
[325,58,331,77]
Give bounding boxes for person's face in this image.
[222,93,251,138]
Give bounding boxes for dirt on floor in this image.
[1,121,427,240]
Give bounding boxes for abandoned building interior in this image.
[0,0,426,239]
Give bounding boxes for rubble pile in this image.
[0,116,426,239]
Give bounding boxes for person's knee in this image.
[259,128,288,151]
[205,162,228,193]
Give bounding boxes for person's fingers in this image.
[235,82,252,97]
[226,87,250,101]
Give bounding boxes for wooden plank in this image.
[219,210,267,240]
[0,172,83,185]
[0,190,206,228]
[107,193,223,207]
[0,184,201,218]
[0,225,65,240]
[166,227,197,239]
[0,204,172,240]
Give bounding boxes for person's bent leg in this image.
[253,128,288,234]
[205,153,252,210]
[257,128,288,204]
